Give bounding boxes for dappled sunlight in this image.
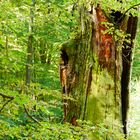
[128,80,140,139]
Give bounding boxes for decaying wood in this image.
[60,4,138,138]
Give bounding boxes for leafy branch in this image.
[118,3,140,23]
[103,2,140,24]
[123,3,140,16]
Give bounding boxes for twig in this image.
[0,92,14,99]
[123,3,140,16]
[23,104,42,126]
[118,3,140,23]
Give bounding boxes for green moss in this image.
[85,68,121,126]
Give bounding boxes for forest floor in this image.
[128,80,140,139]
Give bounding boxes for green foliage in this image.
[0,0,140,139]
[101,0,140,17]
[91,122,125,140]
[0,1,78,139]
[132,19,140,79]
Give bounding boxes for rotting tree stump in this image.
[60,4,138,139]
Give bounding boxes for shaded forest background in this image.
[0,0,140,139]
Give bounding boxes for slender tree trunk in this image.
[5,36,8,81]
[5,36,8,57]
[39,39,47,64]
[26,0,35,85]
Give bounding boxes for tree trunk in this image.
[39,39,47,64]
[26,0,35,85]
[60,5,138,139]
[5,36,8,57]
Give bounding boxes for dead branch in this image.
[23,104,42,126]
[0,92,14,99]
[0,93,14,112]
[0,98,14,112]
